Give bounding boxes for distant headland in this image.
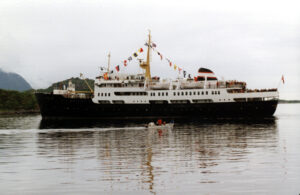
[0,68,32,91]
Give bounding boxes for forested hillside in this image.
[0,89,38,111]
[37,77,94,93]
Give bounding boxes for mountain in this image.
[0,69,32,91]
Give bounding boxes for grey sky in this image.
[0,0,299,99]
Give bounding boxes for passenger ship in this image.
[35,32,279,119]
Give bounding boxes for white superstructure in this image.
[92,32,278,105]
[92,71,278,105]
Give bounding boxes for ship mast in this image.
[140,31,152,81]
[107,52,111,74]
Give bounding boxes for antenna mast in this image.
[107,52,111,73]
[140,30,152,81]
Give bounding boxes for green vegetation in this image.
[37,77,94,93]
[0,77,95,115]
[279,99,300,104]
[0,89,39,113]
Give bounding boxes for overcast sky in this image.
[0,0,299,99]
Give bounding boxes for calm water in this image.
[0,104,300,194]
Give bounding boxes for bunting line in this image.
[114,41,193,78]
[150,43,193,78]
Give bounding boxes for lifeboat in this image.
[149,79,170,90]
[180,79,204,89]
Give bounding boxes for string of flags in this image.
[113,41,193,79]
[150,43,192,78]
[114,47,145,72]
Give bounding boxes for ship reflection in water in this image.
[36,117,278,194]
[1,104,300,194]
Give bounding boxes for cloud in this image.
[0,0,299,99]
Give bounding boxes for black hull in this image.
[35,93,278,119]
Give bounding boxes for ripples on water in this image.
[0,104,300,194]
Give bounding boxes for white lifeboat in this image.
[180,78,204,89]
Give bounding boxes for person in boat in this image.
[157,119,162,126]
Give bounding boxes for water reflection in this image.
[35,118,277,193]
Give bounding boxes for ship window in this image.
[114,83,122,87]
[170,100,191,104]
[101,93,103,96]
[218,91,220,95]
[212,91,214,95]
[158,92,160,96]
[202,91,204,95]
[114,92,148,96]
[192,99,213,103]
[185,92,188,95]
[234,98,247,102]
[206,91,208,95]
[98,100,110,104]
[193,92,196,95]
[105,93,107,96]
[166,92,168,96]
[98,93,100,96]
[198,91,200,95]
[112,100,124,104]
[173,92,176,96]
[181,92,184,96]
[162,92,164,96]
[178,92,180,96]
[189,92,192,95]
[108,93,110,96]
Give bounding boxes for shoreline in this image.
[0,109,40,116]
